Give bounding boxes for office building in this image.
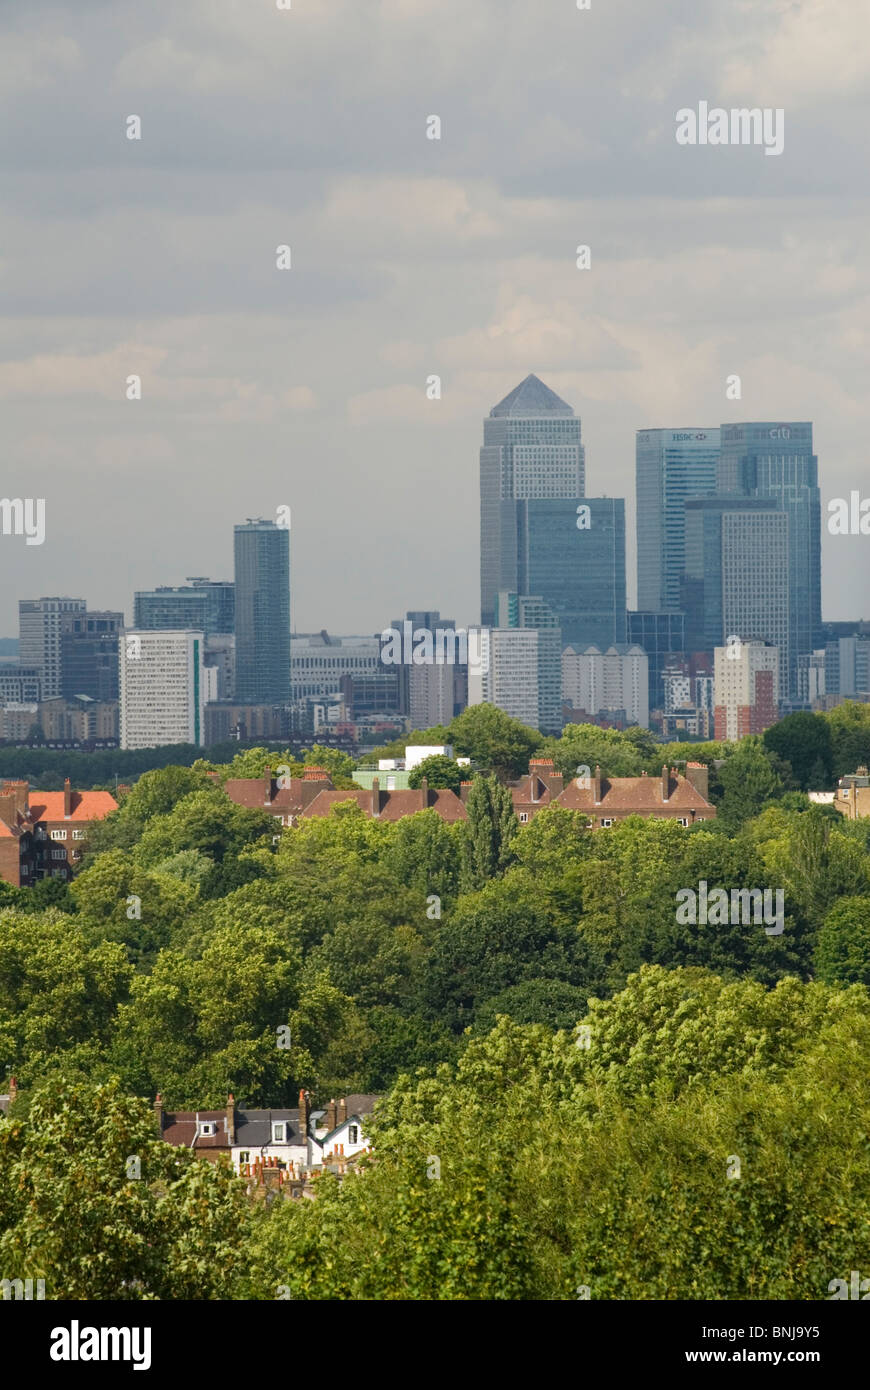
[514,497,627,649]
[718,422,821,695]
[234,520,290,704]
[636,428,720,613]
[120,630,205,750]
[291,633,383,700]
[713,640,779,741]
[825,636,870,699]
[682,496,789,694]
[134,579,234,638]
[19,598,86,701]
[60,609,123,702]
[472,594,562,734]
[480,374,585,626]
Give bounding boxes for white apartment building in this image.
[562,644,649,728]
[120,629,206,749]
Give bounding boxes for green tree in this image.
[461,774,518,888]
[447,704,541,779]
[816,896,870,987]
[764,712,833,791]
[716,737,789,830]
[407,754,464,794]
[0,1077,249,1299]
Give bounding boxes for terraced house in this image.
[0,778,117,886]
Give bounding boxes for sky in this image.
[2,0,869,637]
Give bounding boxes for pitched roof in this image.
[233,1108,306,1148]
[557,771,714,813]
[223,774,333,815]
[161,1110,230,1149]
[28,790,117,822]
[490,373,575,418]
[301,788,467,823]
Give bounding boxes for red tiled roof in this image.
[557,772,714,813]
[161,1111,229,1149]
[29,790,118,823]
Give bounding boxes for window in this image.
[199,1122,217,1137]
[272,1122,287,1143]
[50,829,67,841]
[52,847,66,860]
[600,818,613,828]
[348,1125,358,1144]
[519,812,529,823]
[239,1151,250,1165]
[72,830,84,840]
[678,817,689,828]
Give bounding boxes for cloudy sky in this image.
[2,0,869,637]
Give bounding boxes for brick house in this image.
[506,758,716,828]
[0,778,117,886]
[222,766,467,826]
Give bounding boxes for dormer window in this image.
[199,1121,217,1137]
[348,1125,358,1144]
[272,1122,287,1143]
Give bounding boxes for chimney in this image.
[226,1092,236,1144]
[298,1088,310,1137]
[263,767,273,806]
[684,762,709,802]
[661,765,669,803]
[63,778,72,819]
[325,1098,338,1132]
[371,777,380,817]
[337,1097,348,1125]
[420,775,429,809]
[460,781,473,804]
[154,1092,163,1134]
[593,765,602,805]
[8,1076,17,1109]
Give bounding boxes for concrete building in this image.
[19,597,86,701]
[291,633,382,700]
[120,629,205,750]
[561,643,649,728]
[713,639,779,741]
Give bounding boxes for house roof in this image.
[557,771,714,813]
[233,1108,306,1148]
[223,775,333,816]
[161,1111,230,1149]
[302,788,467,823]
[28,790,117,823]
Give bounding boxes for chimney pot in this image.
[63,777,72,819]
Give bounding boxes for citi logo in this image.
[675,102,784,156]
[827,492,870,535]
[50,1320,152,1371]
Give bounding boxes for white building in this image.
[713,640,779,741]
[562,644,649,728]
[19,597,86,701]
[405,744,453,769]
[120,629,206,749]
[470,627,561,734]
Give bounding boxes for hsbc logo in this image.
[672,433,708,442]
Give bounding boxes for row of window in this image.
[517,812,700,828]
[50,828,85,840]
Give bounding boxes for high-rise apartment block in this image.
[713,640,779,741]
[19,598,86,701]
[119,630,205,749]
[471,593,562,734]
[234,520,290,704]
[561,644,649,728]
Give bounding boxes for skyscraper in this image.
[717,423,821,696]
[480,374,585,627]
[635,428,720,612]
[682,496,789,695]
[233,520,290,704]
[60,609,124,702]
[518,496,626,649]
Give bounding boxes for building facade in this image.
[19,597,86,701]
[713,639,779,740]
[234,520,290,704]
[635,428,720,613]
[120,629,205,749]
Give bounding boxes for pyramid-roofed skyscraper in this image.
[479,375,626,654]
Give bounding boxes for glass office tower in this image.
[480,374,585,627]
[233,519,290,704]
[134,579,235,637]
[518,496,626,649]
[635,428,720,613]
